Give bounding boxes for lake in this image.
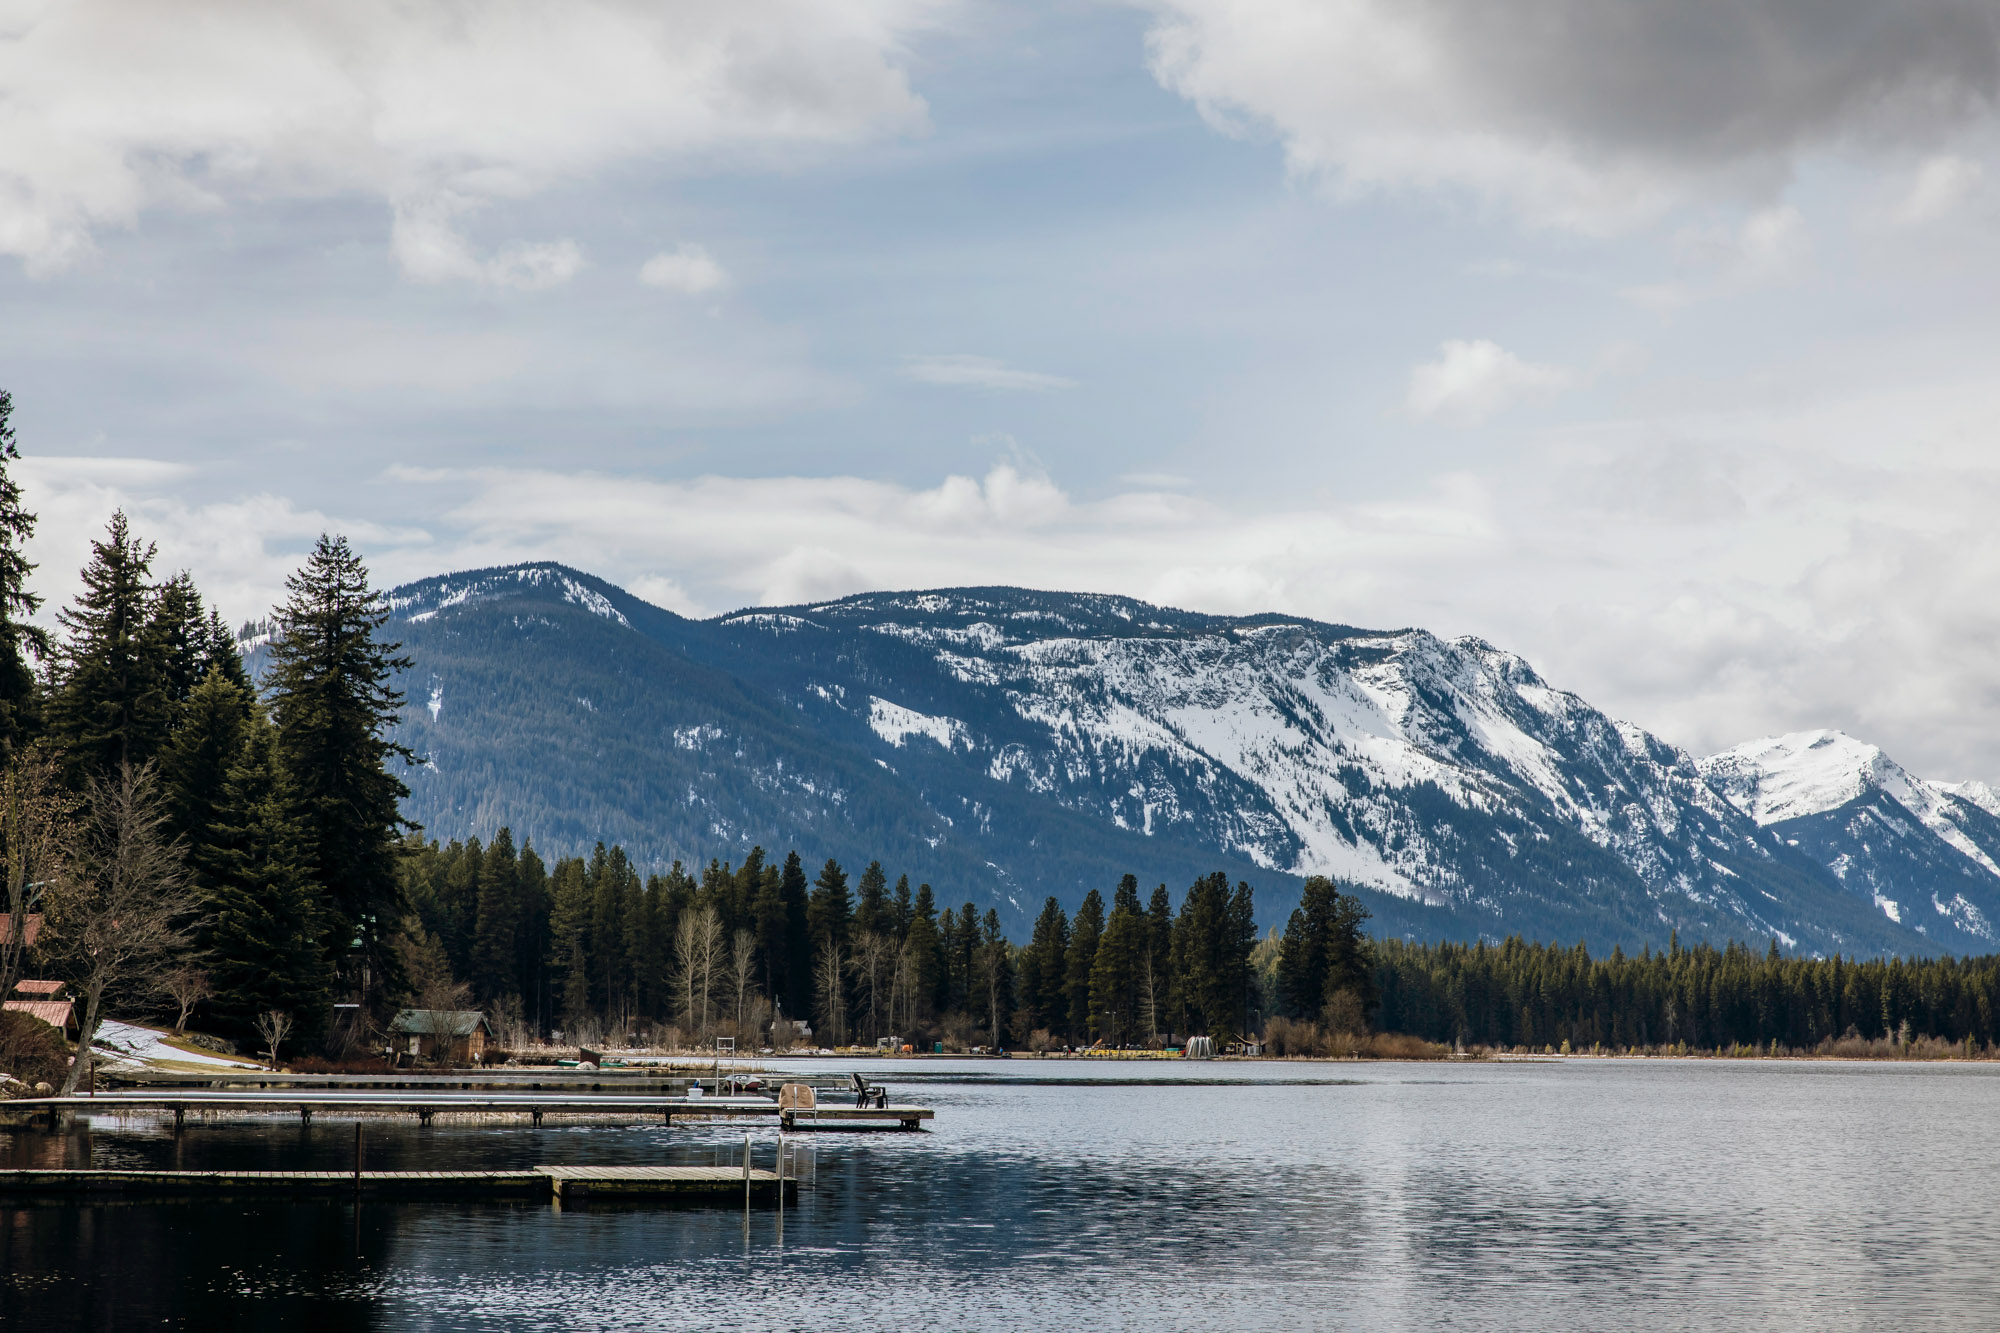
[4,1057,1999,1329]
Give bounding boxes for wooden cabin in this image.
[389,1009,491,1064]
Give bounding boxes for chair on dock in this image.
[850,1071,887,1108]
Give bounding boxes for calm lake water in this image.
[4,1057,2000,1330]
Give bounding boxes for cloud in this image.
[0,0,937,275]
[639,243,729,295]
[1895,153,1985,224]
[1138,0,2000,232]
[1675,205,1810,282]
[900,354,1077,391]
[391,194,584,290]
[1406,339,1574,424]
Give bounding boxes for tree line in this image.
[1372,934,2000,1051]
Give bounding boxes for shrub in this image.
[0,1010,72,1092]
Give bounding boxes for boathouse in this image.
[389,1009,491,1064]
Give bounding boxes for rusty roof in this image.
[3,998,74,1030]
[0,913,41,946]
[12,979,63,996]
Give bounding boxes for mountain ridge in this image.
[290,560,2000,955]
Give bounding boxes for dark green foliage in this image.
[48,511,169,778]
[203,723,331,1038]
[159,668,255,870]
[0,390,47,761]
[1091,876,1150,1044]
[1277,876,1377,1020]
[1017,897,1069,1034]
[1169,873,1258,1038]
[808,858,851,961]
[1373,935,2000,1051]
[1065,889,1104,1038]
[266,535,415,999]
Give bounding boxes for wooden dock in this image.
[0,1164,794,1202]
[0,1091,933,1131]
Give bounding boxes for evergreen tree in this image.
[439,836,482,978]
[808,858,852,960]
[0,390,48,761]
[776,850,812,1017]
[48,511,169,778]
[1018,897,1069,1034]
[890,874,913,940]
[853,860,889,937]
[547,856,592,1029]
[1171,873,1255,1038]
[1065,889,1105,1040]
[906,882,943,1021]
[148,572,211,713]
[1091,876,1149,1045]
[200,608,252,692]
[471,828,521,1002]
[266,534,415,1004]
[158,667,254,868]
[204,723,332,1038]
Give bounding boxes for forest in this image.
[8,378,2000,1073]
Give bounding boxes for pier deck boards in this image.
[0,1165,794,1201]
[1,1092,934,1131]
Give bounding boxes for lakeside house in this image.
[5,978,77,1040]
[389,1009,491,1064]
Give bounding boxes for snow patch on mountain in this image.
[868,697,971,752]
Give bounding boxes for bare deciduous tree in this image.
[255,1009,294,1066]
[726,928,757,1037]
[158,965,212,1033]
[45,763,197,1094]
[0,748,73,1005]
[813,939,847,1047]
[672,906,722,1042]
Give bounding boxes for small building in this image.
[5,980,76,1040]
[1,913,42,947]
[389,1009,490,1064]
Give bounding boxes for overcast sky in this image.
[7,0,2000,778]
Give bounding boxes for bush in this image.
[287,1054,395,1075]
[0,1010,72,1092]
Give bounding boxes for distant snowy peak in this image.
[386,563,631,627]
[1699,730,1895,825]
[1701,729,2000,883]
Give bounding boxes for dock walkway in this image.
[0,1165,794,1202]
[1,1091,934,1130]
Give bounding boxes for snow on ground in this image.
[92,1019,262,1070]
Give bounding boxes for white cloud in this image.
[1676,205,1810,283]
[1895,154,1984,225]
[0,0,937,275]
[1138,0,2000,233]
[391,194,584,290]
[639,244,729,295]
[1406,339,1574,424]
[900,354,1077,391]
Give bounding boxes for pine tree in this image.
[1019,897,1069,1034]
[48,511,169,778]
[808,858,852,960]
[471,828,521,1002]
[548,856,592,1029]
[1065,889,1105,1040]
[1091,876,1148,1045]
[157,668,255,904]
[266,534,415,1005]
[204,723,332,1038]
[148,572,211,713]
[200,608,252,692]
[853,861,889,937]
[515,840,550,1027]
[777,850,812,1017]
[906,882,943,1022]
[0,390,48,761]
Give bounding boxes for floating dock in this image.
[0,1164,794,1202]
[0,1092,934,1131]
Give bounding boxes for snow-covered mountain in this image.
[1700,731,2000,944]
[360,563,1971,954]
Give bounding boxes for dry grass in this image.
[1263,1016,1452,1060]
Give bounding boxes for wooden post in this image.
[742,1133,751,1210]
[353,1122,363,1195]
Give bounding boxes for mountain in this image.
[338,561,1975,954]
[1699,730,2000,945]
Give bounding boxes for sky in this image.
[7,0,2000,779]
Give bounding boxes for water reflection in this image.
[5,1060,2000,1329]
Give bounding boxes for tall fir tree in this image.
[1091,876,1149,1044]
[776,850,812,1019]
[471,828,522,1002]
[906,882,943,1022]
[853,860,890,938]
[158,667,256,898]
[1065,889,1105,1040]
[1019,896,1070,1034]
[0,390,49,760]
[48,511,169,779]
[808,858,852,959]
[265,533,415,1006]
[204,722,332,1038]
